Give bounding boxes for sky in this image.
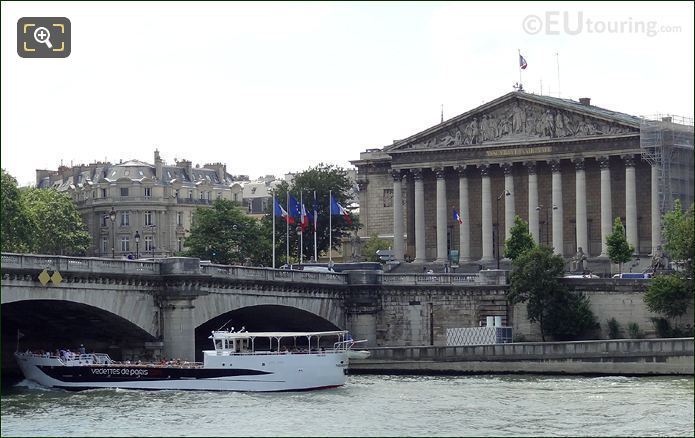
[1,1,693,187]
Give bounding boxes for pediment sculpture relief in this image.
[410,100,633,150]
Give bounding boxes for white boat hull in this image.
[15,351,349,392]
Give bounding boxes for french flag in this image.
[519,53,528,70]
[300,202,313,232]
[330,194,352,225]
[274,197,294,225]
[453,207,463,224]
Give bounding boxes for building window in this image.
[177,238,183,252]
[92,190,96,199]
[217,192,222,200]
[233,193,239,202]
[120,211,129,226]
[144,236,154,252]
[189,190,193,200]
[175,189,179,199]
[101,213,108,227]
[176,211,183,226]
[383,189,394,207]
[144,211,153,226]
[101,237,108,254]
[144,187,152,197]
[200,191,205,200]
[101,188,107,198]
[120,236,130,252]
[120,187,129,197]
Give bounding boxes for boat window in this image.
[214,339,223,350]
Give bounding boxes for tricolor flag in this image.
[274,196,294,225]
[300,202,313,232]
[519,53,528,70]
[330,194,352,225]
[453,207,463,224]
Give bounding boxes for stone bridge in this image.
[1,253,508,364]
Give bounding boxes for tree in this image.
[508,245,598,341]
[21,188,91,255]
[184,200,270,266]
[1,169,33,252]
[606,217,634,273]
[504,215,535,261]
[643,273,692,319]
[662,199,694,273]
[362,234,391,263]
[264,163,358,264]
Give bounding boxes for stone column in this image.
[457,166,471,262]
[550,160,564,255]
[599,156,612,257]
[651,165,661,254]
[391,171,404,262]
[502,163,516,241]
[161,298,196,362]
[412,169,426,263]
[623,156,638,253]
[574,158,588,255]
[526,162,539,243]
[435,167,448,263]
[479,164,493,262]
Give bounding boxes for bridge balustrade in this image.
[1,253,160,275]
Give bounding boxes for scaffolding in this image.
[640,114,694,214]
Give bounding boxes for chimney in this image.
[579,97,591,106]
[154,149,163,181]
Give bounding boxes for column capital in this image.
[478,163,490,177]
[622,155,636,167]
[598,156,611,169]
[411,168,424,181]
[549,159,561,173]
[456,165,468,176]
[501,162,514,175]
[390,170,403,182]
[573,157,585,171]
[524,161,537,174]
[433,167,446,179]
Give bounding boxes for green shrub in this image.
[627,322,643,339]
[607,318,622,339]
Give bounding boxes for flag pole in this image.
[286,191,290,266]
[329,190,332,264]
[518,49,522,88]
[313,190,318,262]
[272,196,276,269]
[300,192,304,265]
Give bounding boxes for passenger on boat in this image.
[79,344,86,355]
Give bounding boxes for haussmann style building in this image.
[351,91,693,271]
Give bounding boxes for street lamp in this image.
[496,190,511,269]
[109,207,116,259]
[134,231,140,259]
[296,225,303,264]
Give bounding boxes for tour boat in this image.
[15,330,369,392]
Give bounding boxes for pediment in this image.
[386,93,640,152]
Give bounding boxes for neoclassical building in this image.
[352,91,693,267]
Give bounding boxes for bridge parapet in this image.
[200,264,347,285]
[1,253,159,275]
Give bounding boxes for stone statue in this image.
[651,245,667,271]
[571,247,587,273]
[511,101,525,133]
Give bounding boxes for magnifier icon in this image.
[33,26,53,49]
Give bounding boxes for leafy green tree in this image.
[1,169,33,252]
[21,188,91,255]
[264,163,358,264]
[508,245,598,341]
[643,273,692,319]
[362,234,391,263]
[662,199,694,273]
[184,200,270,266]
[504,215,535,261]
[606,217,634,273]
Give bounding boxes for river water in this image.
[1,375,693,436]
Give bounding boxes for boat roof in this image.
[210,330,348,339]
